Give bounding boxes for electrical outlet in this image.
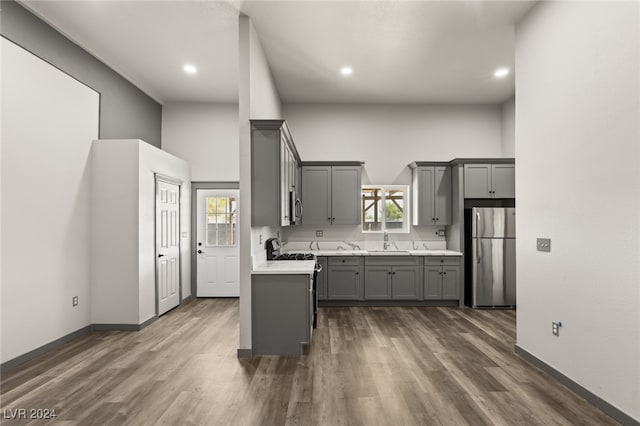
[72,296,79,307]
[552,321,562,336]
[437,229,446,237]
[316,230,323,237]
[537,238,551,252]
[259,234,263,245]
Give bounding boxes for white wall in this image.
[238,16,283,352]
[1,39,99,363]
[91,140,191,325]
[283,103,502,184]
[516,1,639,421]
[91,141,140,324]
[500,96,515,157]
[161,103,239,182]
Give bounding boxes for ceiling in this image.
[21,1,536,105]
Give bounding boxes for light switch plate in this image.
[537,238,551,252]
[316,230,323,237]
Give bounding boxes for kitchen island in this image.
[251,260,315,356]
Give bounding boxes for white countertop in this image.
[293,250,462,257]
[252,260,316,275]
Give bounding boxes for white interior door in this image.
[156,180,181,315]
[196,189,240,297]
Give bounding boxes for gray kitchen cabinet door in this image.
[331,166,361,225]
[364,267,391,299]
[464,164,491,198]
[391,266,421,300]
[251,128,281,226]
[316,257,328,300]
[424,267,443,300]
[415,167,435,226]
[327,266,360,300]
[301,166,332,225]
[491,164,515,198]
[280,138,290,226]
[252,274,310,356]
[441,266,460,299]
[434,167,451,225]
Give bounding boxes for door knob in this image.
[158,254,165,258]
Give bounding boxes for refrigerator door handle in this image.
[475,212,482,264]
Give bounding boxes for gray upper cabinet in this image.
[301,166,332,225]
[251,120,301,227]
[491,164,516,198]
[411,164,451,226]
[301,164,362,226]
[464,163,515,198]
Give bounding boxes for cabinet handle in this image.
[332,217,335,222]
[393,272,396,275]
[328,217,331,222]
[441,259,444,263]
[356,272,359,275]
[443,272,447,275]
[436,218,439,221]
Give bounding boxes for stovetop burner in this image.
[275,253,315,261]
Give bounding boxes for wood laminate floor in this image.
[1,299,617,425]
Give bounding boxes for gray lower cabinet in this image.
[251,273,312,356]
[364,266,391,299]
[327,257,362,300]
[424,257,461,300]
[391,266,421,299]
[316,257,328,301]
[364,257,421,300]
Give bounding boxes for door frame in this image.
[155,173,183,316]
[191,182,240,297]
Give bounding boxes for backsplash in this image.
[283,240,447,251]
[282,224,446,243]
[251,226,280,266]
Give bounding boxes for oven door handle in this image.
[314,263,323,273]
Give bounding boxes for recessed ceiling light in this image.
[183,64,198,75]
[494,67,510,78]
[340,66,353,76]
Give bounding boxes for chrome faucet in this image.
[412,241,419,250]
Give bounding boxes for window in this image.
[362,186,409,233]
[206,196,237,246]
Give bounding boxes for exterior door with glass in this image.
[196,189,239,297]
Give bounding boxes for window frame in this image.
[361,185,410,234]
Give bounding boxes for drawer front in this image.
[425,256,461,266]
[364,256,419,266]
[328,256,361,266]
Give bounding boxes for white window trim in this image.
[362,185,410,234]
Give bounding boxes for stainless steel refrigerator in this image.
[471,207,516,308]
